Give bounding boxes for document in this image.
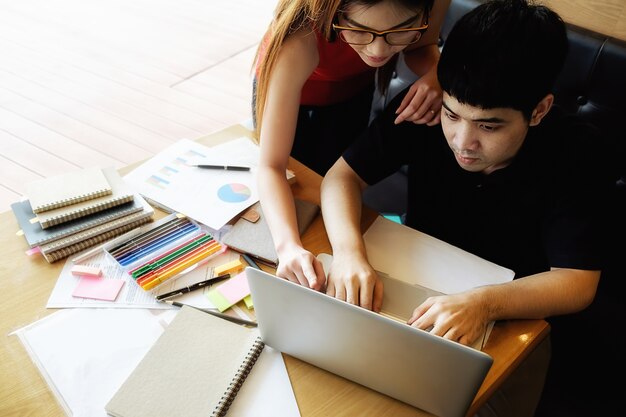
[13,308,300,417]
[123,138,261,230]
[47,246,241,309]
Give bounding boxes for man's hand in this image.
[408,290,489,347]
[326,255,384,312]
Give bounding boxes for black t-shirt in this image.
[343,99,614,278]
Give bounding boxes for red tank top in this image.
[258,29,375,106]
[301,30,376,105]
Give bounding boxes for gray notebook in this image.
[11,195,149,248]
[220,199,319,267]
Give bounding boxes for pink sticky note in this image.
[216,271,251,304]
[72,277,125,301]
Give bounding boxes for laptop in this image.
[246,266,493,417]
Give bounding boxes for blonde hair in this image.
[252,0,432,137]
[253,0,341,137]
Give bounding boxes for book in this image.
[35,167,135,229]
[105,305,265,417]
[41,216,153,263]
[221,199,320,266]
[11,195,149,248]
[26,167,112,214]
[38,205,154,254]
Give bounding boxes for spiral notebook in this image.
[35,167,135,229]
[11,195,149,248]
[105,305,265,417]
[41,216,153,263]
[26,167,112,214]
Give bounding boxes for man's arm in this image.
[321,158,384,312]
[408,268,601,346]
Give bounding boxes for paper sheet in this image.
[47,247,240,309]
[13,309,300,417]
[123,138,261,230]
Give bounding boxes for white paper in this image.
[123,138,261,230]
[47,247,240,309]
[363,216,515,294]
[13,309,300,417]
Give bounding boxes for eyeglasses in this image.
[332,17,429,46]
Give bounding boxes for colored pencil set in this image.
[107,215,224,291]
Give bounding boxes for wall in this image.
[543,0,626,41]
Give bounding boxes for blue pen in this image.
[117,223,199,266]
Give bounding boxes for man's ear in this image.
[529,94,554,126]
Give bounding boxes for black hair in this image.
[437,0,568,120]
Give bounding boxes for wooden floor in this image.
[0,0,277,213]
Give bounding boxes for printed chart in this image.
[217,183,252,203]
[124,138,260,230]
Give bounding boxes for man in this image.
[320,1,615,413]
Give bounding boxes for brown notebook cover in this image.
[220,199,319,267]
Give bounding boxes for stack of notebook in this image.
[12,167,154,263]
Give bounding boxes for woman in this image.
[254,0,449,289]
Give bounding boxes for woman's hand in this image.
[276,243,326,291]
[394,68,442,126]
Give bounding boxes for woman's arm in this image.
[258,29,326,290]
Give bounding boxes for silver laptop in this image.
[246,266,493,417]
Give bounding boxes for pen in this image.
[241,253,261,270]
[164,300,257,327]
[155,273,231,301]
[192,164,251,172]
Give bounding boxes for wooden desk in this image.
[0,125,549,417]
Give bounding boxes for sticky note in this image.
[72,277,124,301]
[25,247,41,256]
[243,295,253,309]
[213,259,244,277]
[206,271,250,312]
[70,265,103,278]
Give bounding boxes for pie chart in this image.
[217,183,251,203]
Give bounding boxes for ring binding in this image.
[211,337,265,417]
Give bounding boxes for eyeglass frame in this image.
[332,12,429,46]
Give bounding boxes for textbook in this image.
[11,195,149,248]
[35,167,135,229]
[26,167,112,214]
[105,305,264,417]
[221,199,319,266]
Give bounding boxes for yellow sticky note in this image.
[214,259,244,277]
[243,295,253,309]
